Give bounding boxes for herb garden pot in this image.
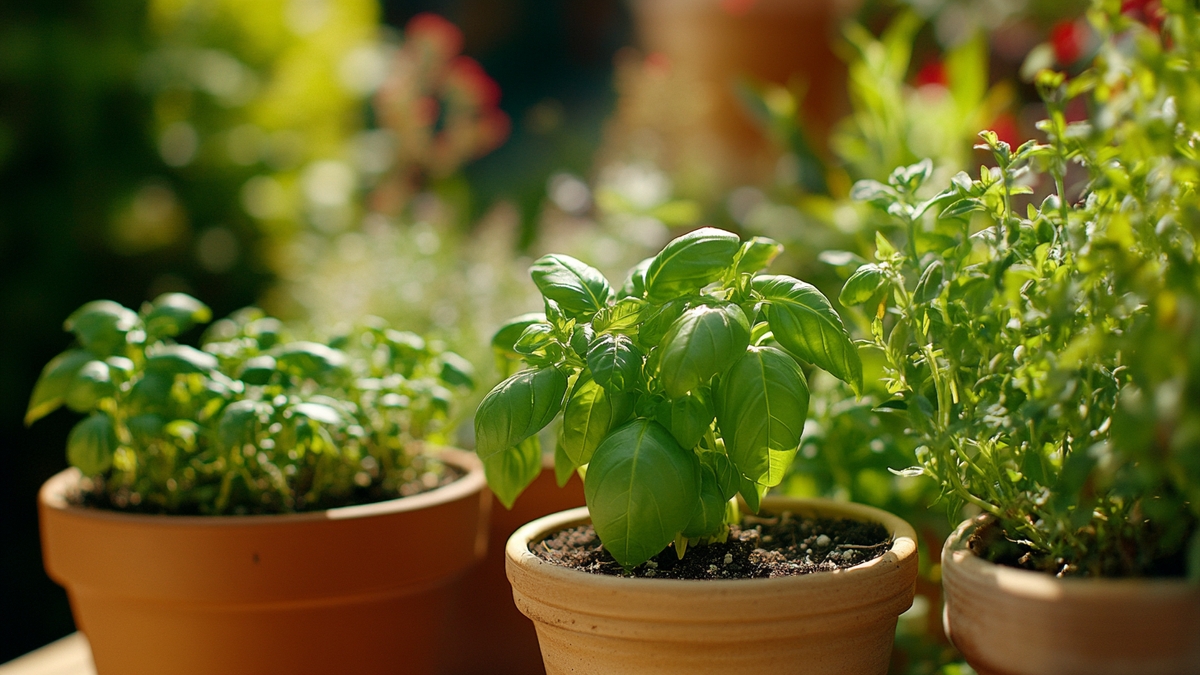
[443,459,586,675]
[505,496,918,675]
[941,516,1200,675]
[38,448,489,675]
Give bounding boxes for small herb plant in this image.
[475,227,860,568]
[26,293,475,515]
[840,1,1200,578]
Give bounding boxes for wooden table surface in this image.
[0,635,94,675]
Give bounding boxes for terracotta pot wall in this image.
[38,449,489,675]
[942,516,1200,675]
[506,497,918,675]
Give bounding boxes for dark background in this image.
[0,0,631,661]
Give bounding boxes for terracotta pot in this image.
[38,448,489,675]
[942,516,1200,675]
[506,496,918,675]
[443,459,586,675]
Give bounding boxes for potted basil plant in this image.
[475,227,918,675]
[28,294,487,675]
[841,5,1200,673]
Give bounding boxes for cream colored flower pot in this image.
[942,516,1200,675]
[506,496,918,675]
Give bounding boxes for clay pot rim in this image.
[38,446,485,526]
[943,515,1199,600]
[507,495,917,590]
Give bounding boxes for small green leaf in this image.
[554,433,576,488]
[560,376,633,466]
[838,264,887,307]
[530,254,615,317]
[850,179,896,207]
[438,352,476,389]
[291,402,343,426]
[144,293,212,339]
[484,434,544,509]
[64,361,115,413]
[657,303,751,399]
[569,324,595,358]
[492,313,547,354]
[643,227,741,302]
[584,419,701,568]
[620,258,653,298]
[587,333,643,392]
[681,461,729,539]
[654,390,714,450]
[67,412,117,476]
[592,297,648,333]
[475,366,569,465]
[914,260,945,304]
[698,449,739,500]
[274,342,349,378]
[145,344,219,374]
[637,298,687,347]
[754,275,862,392]
[514,323,556,356]
[218,400,263,452]
[238,355,277,385]
[64,301,137,357]
[734,237,784,275]
[715,345,810,491]
[385,330,427,357]
[739,473,769,513]
[26,349,94,426]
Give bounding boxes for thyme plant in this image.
[27,293,474,514]
[843,0,1200,578]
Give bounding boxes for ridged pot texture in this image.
[942,516,1200,675]
[506,496,918,675]
[39,448,489,675]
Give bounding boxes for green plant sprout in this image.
[841,0,1200,578]
[475,228,860,569]
[26,293,474,514]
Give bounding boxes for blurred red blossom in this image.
[1122,0,1165,31]
[915,60,948,88]
[1050,20,1087,65]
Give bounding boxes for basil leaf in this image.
[554,431,576,488]
[734,236,784,275]
[754,275,863,394]
[274,342,349,380]
[492,313,547,354]
[64,300,137,357]
[145,344,219,374]
[584,419,701,568]
[643,227,741,302]
[475,367,568,506]
[530,254,615,317]
[144,293,212,339]
[25,349,94,426]
[715,345,810,494]
[64,361,115,413]
[914,260,945,304]
[620,257,653,298]
[637,298,688,348]
[67,412,117,476]
[839,263,887,307]
[698,449,739,501]
[560,376,633,466]
[681,461,730,539]
[218,400,263,452]
[654,390,713,450]
[657,302,751,399]
[587,333,643,392]
[592,297,648,333]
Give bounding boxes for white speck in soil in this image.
[723,553,733,564]
[816,534,832,548]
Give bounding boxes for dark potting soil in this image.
[73,459,464,516]
[533,511,892,579]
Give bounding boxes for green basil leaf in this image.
[754,275,863,393]
[238,355,277,385]
[838,263,887,307]
[514,323,556,356]
[734,236,784,275]
[385,330,427,357]
[681,461,730,539]
[530,254,615,317]
[438,352,476,389]
[484,433,543,509]
[129,371,174,412]
[698,449,739,501]
[291,402,343,426]
[587,333,643,392]
[218,400,262,452]
[619,257,653,298]
[145,344,219,374]
[126,413,166,446]
[569,323,595,358]
[914,260,945,304]
[144,293,212,339]
[637,298,688,348]
[64,361,115,413]
[25,349,94,426]
[584,419,701,568]
[475,366,568,464]
[274,342,349,378]
[64,300,137,357]
[657,302,751,399]
[560,376,634,466]
[643,227,741,302]
[554,431,576,488]
[592,297,648,333]
[715,345,810,493]
[67,412,117,476]
[493,313,547,355]
[654,390,713,450]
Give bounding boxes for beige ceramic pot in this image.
[38,448,489,675]
[942,516,1200,675]
[506,496,918,675]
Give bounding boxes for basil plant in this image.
[475,228,860,568]
[27,293,475,514]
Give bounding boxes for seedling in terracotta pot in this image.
[27,293,476,514]
[475,227,861,568]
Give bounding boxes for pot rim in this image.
[39,446,485,526]
[507,495,917,590]
[942,515,1200,599]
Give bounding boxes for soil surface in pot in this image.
[533,511,890,579]
[74,457,464,515]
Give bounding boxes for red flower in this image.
[988,113,1021,149]
[915,60,948,88]
[405,12,463,60]
[1050,21,1086,65]
[1122,0,1165,31]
